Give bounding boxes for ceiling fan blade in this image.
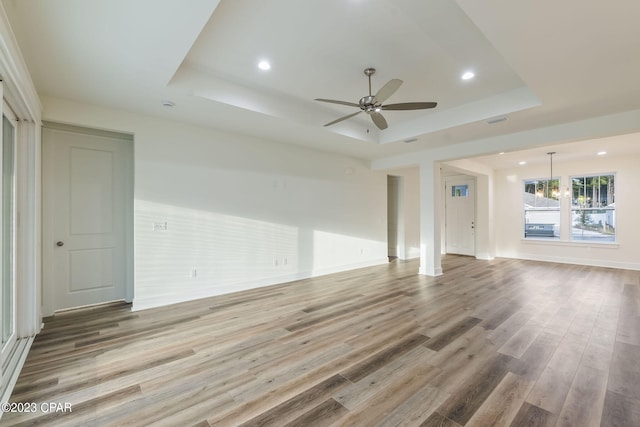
[315,98,360,108]
[323,110,362,127]
[382,102,437,110]
[374,79,402,103]
[370,112,388,130]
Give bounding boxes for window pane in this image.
[2,114,15,346]
[570,174,615,242]
[524,179,560,208]
[451,185,468,197]
[524,178,560,239]
[524,210,560,238]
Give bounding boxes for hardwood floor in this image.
[4,256,640,426]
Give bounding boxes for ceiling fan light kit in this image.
[315,68,437,130]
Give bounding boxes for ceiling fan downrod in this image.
[364,67,376,96]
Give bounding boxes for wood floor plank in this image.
[418,412,462,427]
[512,331,563,381]
[525,335,588,414]
[5,256,638,426]
[480,300,524,330]
[543,304,578,337]
[426,328,502,394]
[555,363,608,427]
[335,345,436,410]
[94,365,253,426]
[498,319,543,359]
[232,343,353,405]
[15,348,195,403]
[282,398,349,427]
[580,337,613,372]
[425,316,482,351]
[616,284,640,346]
[509,402,556,427]
[2,385,142,426]
[283,290,408,332]
[486,305,537,348]
[334,362,439,426]
[436,353,517,425]
[601,390,640,427]
[465,372,533,427]
[340,333,429,383]
[608,341,640,401]
[379,383,450,427]
[77,379,236,427]
[238,374,350,427]
[343,310,420,349]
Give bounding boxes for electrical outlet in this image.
[153,221,168,231]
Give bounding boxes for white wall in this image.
[386,167,420,260]
[494,149,640,270]
[41,97,389,310]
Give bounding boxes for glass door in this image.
[0,102,16,368]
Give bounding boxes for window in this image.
[1,112,15,348]
[523,178,560,238]
[451,184,468,197]
[571,174,615,242]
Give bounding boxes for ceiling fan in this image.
[315,67,437,130]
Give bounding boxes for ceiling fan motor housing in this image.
[359,95,381,113]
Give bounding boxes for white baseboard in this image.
[504,252,640,271]
[418,266,443,276]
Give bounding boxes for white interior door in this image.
[43,125,132,313]
[445,177,475,256]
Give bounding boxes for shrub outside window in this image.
[571,174,615,242]
[523,178,560,239]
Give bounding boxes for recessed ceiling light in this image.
[161,100,175,108]
[403,137,418,143]
[461,71,475,80]
[519,161,527,165]
[597,151,607,155]
[258,60,271,71]
[499,152,505,155]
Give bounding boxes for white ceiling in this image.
[3,0,640,165]
[470,132,640,171]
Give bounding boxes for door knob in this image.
[56,241,64,247]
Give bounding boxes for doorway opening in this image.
[444,175,476,256]
[42,122,134,316]
[387,175,404,262]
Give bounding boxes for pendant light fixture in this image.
[535,151,568,200]
[548,152,558,199]
[546,151,570,199]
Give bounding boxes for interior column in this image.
[419,160,442,276]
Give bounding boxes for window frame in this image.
[523,177,561,240]
[0,99,17,369]
[570,173,616,243]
